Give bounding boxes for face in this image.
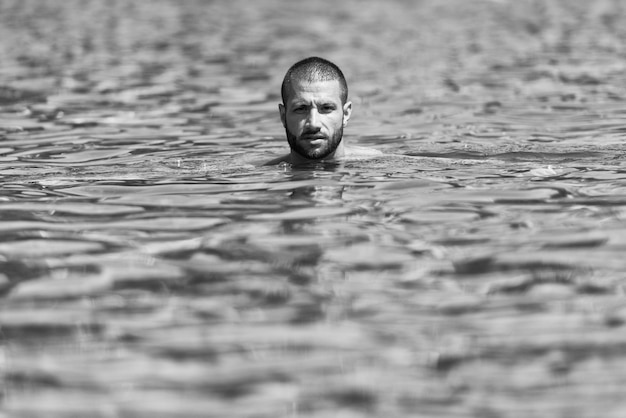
[279,79,352,161]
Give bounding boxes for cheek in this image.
[327,113,344,128]
[287,117,306,132]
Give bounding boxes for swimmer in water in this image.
[266,56,381,165]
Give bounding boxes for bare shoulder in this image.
[263,154,290,166]
[263,147,382,166]
[344,145,383,160]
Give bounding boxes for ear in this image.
[342,101,352,127]
[279,103,286,128]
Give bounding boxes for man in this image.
[266,56,381,165]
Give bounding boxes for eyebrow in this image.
[290,98,338,106]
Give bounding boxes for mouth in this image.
[301,134,326,141]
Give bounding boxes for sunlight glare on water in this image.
[1,0,626,417]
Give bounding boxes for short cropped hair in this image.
[281,57,348,105]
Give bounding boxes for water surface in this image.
[1,0,626,417]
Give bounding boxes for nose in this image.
[305,108,321,130]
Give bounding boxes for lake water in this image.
[1,0,626,417]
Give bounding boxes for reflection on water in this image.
[2,0,626,416]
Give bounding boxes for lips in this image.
[301,134,326,141]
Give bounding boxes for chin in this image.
[311,150,332,159]
[287,128,342,161]
[298,144,329,159]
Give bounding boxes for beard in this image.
[286,126,344,161]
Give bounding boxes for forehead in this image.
[285,79,343,104]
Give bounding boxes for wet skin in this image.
[279,79,352,164]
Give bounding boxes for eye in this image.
[292,105,307,114]
[320,104,336,113]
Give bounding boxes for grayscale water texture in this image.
[1,0,626,416]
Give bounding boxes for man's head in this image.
[281,57,348,105]
[279,57,352,162]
